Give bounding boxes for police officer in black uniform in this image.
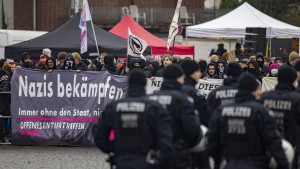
[261,65,300,169]
[208,73,289,169]
[181,60,210,169]
[93,69,174,169]
[149,64,202,169]
[207,62,242,113]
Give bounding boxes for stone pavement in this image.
[0,145,110,169]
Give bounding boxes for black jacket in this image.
[207,78,239,113]
[150,79,201,148]
[261,83,300,147]
[0,69,10,114]
[93,85,173,165]
[182,77,210,127]
[208,91,289,169]
[156,67,165,77]
[149,79,201,168]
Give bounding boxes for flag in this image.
[79,0,92,54]
[127,28,147,59]
[167,0,182,51]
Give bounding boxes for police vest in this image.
[220,103,264,158]
[113,101,154,154]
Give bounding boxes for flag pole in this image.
[90,20,100,56]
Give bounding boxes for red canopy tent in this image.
[109,15,194,56]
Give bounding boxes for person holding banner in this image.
[149,64,202,169]
[207,63,242,113]
[181,60,210,169]
[261,66,300,168]
[93,69,173,169]
[208,73,289,169]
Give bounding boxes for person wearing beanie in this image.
[150,64,201,169]
[294,60,300,92]
[261,66,300,169]
[286,51,300,67]
[181,60,211,169]
[198,60,208,79]
[40,48,51,63]
[208,73,290,169]
[207,62,242,113]
[101,54,117,75]
[267,63,279,77]
[94,69,174,169]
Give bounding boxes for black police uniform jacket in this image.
[208,91,289,169]
[93,85,173,166]
[149,79,201,149]
[261,83,300,147]
[182,76,210,127]
[207,78,239,113]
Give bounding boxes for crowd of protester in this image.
[1,44,300,169]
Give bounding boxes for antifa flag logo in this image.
[129,35,144,55]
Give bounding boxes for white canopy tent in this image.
[187,2,300,56]
[186,2,300,39]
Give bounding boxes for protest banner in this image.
[11,68,128,146]
[146,77,223,97]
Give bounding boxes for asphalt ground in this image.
[0,145,110,169]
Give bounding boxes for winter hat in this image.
[294,60,300,71]
[255,52,263,58]
[43,48,51,57]
[104,54,115,67]
[269,63,279,72]
[235,42,241,50]
[289,51,299,62]
[226,62,242,79]
[21,52,31,62]
[238,73,259,92]
[181,60,199,76]
[128,69,147,86]
[198,60,207,73]
[163,64,184,80]
[278,65,297,84]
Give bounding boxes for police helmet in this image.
[269,139,294,168]
[190,125,208,152]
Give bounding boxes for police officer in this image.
[181,60,210,169]
[208,73,289,169]
[149,64,202,169]
[93,69,174,169]
[207,62,242,113]
[261,65,300,168]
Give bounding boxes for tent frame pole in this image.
[269,28,272,58]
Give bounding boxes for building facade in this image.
[9,0,204,31]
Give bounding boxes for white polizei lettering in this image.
[215,89,238,99]
[222,107,251,117]
[264,100,292,110]
[116,102,145,112]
